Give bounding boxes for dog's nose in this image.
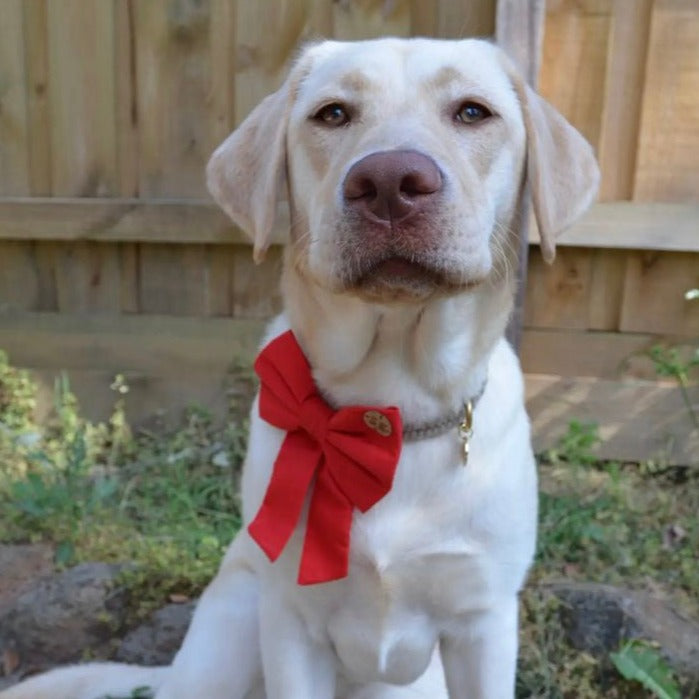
[343,150,442,223]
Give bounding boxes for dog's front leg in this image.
[156,538,262,699]
[259,589,336,698]
[439,598,519,699]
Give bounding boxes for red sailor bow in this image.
[247,330,402,585]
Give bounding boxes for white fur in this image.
[0,37,598,699]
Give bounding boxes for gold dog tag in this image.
[458,400,474,466]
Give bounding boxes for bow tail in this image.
[297,463,354,585]
[248,431,320,562]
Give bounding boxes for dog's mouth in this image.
[347,255,473,302]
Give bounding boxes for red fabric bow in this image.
[248,330,402,585]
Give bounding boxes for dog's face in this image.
[285,39,526,302]
[208,38,599,304]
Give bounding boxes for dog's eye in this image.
[455,101,492,124]
[313,103,351,127]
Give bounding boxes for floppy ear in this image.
[515,80,600,263]
[206,83,291,263]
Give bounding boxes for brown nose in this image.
[343,150,442,223]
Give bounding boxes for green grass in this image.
[0,354,697,696]
[0,354,248,619]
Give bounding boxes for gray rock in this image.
[116,601,196,666]
[0,544,54,615]
[0,562,127,670]
[546,581,699,680]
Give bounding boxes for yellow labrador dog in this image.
[1,37,598,699]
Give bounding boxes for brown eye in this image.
[313,103,350,127]
[455,101,492,124]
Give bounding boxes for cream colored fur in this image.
[0,38,598,699]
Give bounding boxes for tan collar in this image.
[401,381,487,465]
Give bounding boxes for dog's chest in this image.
[298,442,497,685]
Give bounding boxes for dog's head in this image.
[208,38,599,304]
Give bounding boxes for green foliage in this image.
[610,641,681,699]
[1,356,697,696]
[648,344,699,429]
[0,359,245,616]
[543,420,601,466]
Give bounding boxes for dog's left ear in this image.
[206,82,291,263]
[513,77,600,263]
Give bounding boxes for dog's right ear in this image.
[206,82,291,263]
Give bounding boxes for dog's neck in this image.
[280,262,514,425]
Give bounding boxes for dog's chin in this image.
[344,257,481,304]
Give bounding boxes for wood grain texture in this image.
[528,202,699,252]
[436,0,496,39]
[54,242,121,313]
[231,245,283,318]
[0,0,30,195]
[208,0,237,146]
[0,198,269,244]
[0,242,40,311]
[0,310,264,374]
[538,0,612,150]
[133,0,213,197]
[526,373,698,465]
[46,0,117,196]
[521,327,660,379]
[138,243,210,316]
[525,247,593,330]
[332,0,412,40]
[114,0,139,198]
[620,250,699,336]
[586,248,625,331]
[0,311,266,423]
[633,0,699,202]
[21,0,52,196]
[597,0,652,201]
[234,1,302,125]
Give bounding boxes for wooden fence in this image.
[0,0,697,456]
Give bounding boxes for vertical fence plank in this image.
[134,0,213,198]
[233,1,305,124]
[46,0,118,196]
[597,0,652,202]
[587,248,626,331]
[119,243,140,314]
[54,243,121,313]
[0,0,30,195]
[22,0,52,196]
[139,243,211,316]
[633,0,699,202]
[232,246,283,318]
[332,0,412,39]
[436,0,496,39]
[538,0,613,151]
[207,244,235,317]
[524,248,594,330]
[620,251,699,336]
[410,1,437,36]
[114,0,139,198]
[0,243,40,311]
[209,0,237,147]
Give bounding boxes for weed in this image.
[0,361,245,618]
[543,420,601,467]
[610,640,681,699]
[648,344,699,429]
[1,361,698,696]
